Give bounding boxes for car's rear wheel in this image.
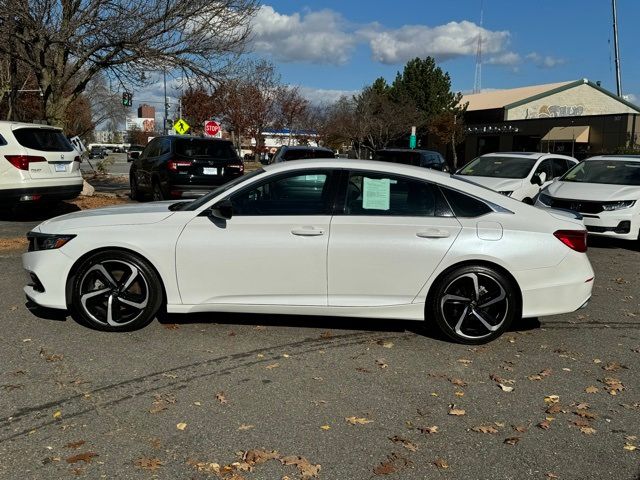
[129,173,145,201]
[427,265,518,344]
[152,181,164,201]
[69,250,163,331]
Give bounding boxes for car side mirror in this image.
[209,199,233,220]
[129,151,140,160]
[531,172,545,186]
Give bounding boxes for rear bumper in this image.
[0,184,83,203]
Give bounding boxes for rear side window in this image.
[344,172,452,217]
[175,138,237,159]
[282,149,335,161]
[13,128,74,152]
[440,187,492,218]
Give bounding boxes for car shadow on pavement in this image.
[0,202,80,222]
[588,235,639,252]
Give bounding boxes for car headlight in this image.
[537,193,552,206]
[601,200,635,211]
[27,232,76,251]
[498,191,513,196]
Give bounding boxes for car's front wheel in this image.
[427,265,518,344]
[69,250,163,331]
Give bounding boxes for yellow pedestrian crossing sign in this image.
[173,118,190,135]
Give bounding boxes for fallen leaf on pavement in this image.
[320,425,331,431]
[538,420,552,430]
[498,383,514,392]
[603,362,626,372]
[575,409,596,419]
[373,453,410,476]
[513,425,528,433]
[265,363,280,370]
[623,443,637,451]
[238,424,254,431]
[420,426,439,434]
[448,407,466,416]
[135,457,164,471]
[53,410,62,420]
[449,378,467,387]
[585,386,599,394]
[243,449,280,465]
[580,426,596,435]
[162,323,180,330]
[176,423,187,431]
[471,425,498,434]
[377,340,394,348]
[376,359,388,369]
[281,455,321,479]
[216,392,228,405]
[433,458,449,469]
[65,452,98,464]
[546,404,563,415]
[65,441,86,449]
[458,359,472,366]
[528,369,552,381]
[454,391,464,397]
[345,416,373,425]
[389,435,418,451]
[544,395,560,404]
[601,377,624,395]
[504,437,520,446]
[149,393,176,414]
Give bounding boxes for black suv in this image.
[374,149,449,171]
[129,136,244,201]
[269,145,335,164]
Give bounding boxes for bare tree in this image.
[275,86,310,146]
[0,0,258,128]
[427,110,467,168]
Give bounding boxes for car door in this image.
[135,140,159,190]
[328,170,462,307]
[175,169,339,306]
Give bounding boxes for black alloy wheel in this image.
[69,250,163,331]
[428,265,518,344]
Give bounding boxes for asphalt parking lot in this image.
[0,208,638,479]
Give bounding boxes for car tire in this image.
[130,173,145,202]
[426,265,518,344]
[68,250,164,331]
[152,181,164,201]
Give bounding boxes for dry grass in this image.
[0,237,28,252]
[69,195,130,210]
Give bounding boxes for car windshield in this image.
[282,149,335,160]
[174,138,237,159]
[458,156,537,179]
[561,160,640,185]
[182,169,266,211]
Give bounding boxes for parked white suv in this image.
[455,152,578,204]
[0,121,83,206]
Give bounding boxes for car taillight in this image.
[554,230,588,253]
[167,159,193,171]
[5,155,47,171]
[227,163,244,172]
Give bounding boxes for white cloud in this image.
[358,21,510,64]
[526,52,566,69]
[297,86,359,105]
[622,93,637,104]
[250,6,356,64]
[485,52,521,66]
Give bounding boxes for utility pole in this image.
[473,0,484,94]
[163,69,169,134]
[612,0,622,97]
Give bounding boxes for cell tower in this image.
[473,0,484,94]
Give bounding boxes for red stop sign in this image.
[204,120,221,136]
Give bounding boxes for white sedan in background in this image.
[456,152,578,203]
[23,159,594,344]
[536,155,640,241]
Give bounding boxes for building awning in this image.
[542,126,590,143]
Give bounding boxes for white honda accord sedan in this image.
[23,159,594,344]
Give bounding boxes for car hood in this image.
[546,181,640,201]
[457,176,524,193]
[35,201,177,233]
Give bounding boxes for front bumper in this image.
[22,249,74,310]
[581,212,639,241]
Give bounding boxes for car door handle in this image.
[291,227,325,237]
[416,229,450,239]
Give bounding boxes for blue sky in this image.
[252,0,638,103]
[138,0,638,121]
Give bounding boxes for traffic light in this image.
[122,92,132,107]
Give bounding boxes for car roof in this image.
[281,145,333,151]
[157,135,231,142]
[376,148,441,154]
[585,155,640,162]
[480,152,577,160]
[0,120,62,130]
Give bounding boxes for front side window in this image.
[344,172,451,217]
[231,170,335,215]
[13,128,74,152]
[458,156,537,179]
